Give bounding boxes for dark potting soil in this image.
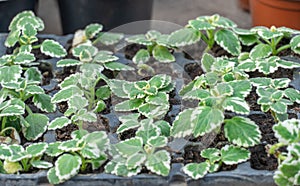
[82,114,110,133]
[124,43,147,60]
[55,124,79,141]
[184,62,204,80]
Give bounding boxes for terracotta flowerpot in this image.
[238,0,250,12]
[250,0,300,30]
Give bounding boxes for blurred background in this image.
[37,0,251,35]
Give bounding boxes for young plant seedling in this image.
[126,30,176,64]
[109,74,174,119]
[250,77,300,121]
[183,145,250,179]
[105,118,171,177]
[5,11,66,58]
[249,26,300,55]
[72,23,124,47]
[46,130,109,184]
[0,142,51,174]
[169,14,241,55]
[267,119,300,186]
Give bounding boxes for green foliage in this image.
[105,118,170,177]
[127,30,176,64]
[183,145,250,179]
[110,74,174,119]
[268,119,300,186]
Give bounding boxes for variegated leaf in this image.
[168,28,200,47]
[85,23,103,39]
[221,145,250,165]
[48,116,71,130]
[215,29,241,56]
[152,45,175,63]
[223,97,250,114]
[23,114,49,141]
[249,44,272,60]
[55,154,82,181]
[51,85,83,103]
[145,150,171,176]
[41,39,67,58]
[33,94,56,112]
[132,49,150,64]
[273,118,299,144]
[182,162,210,179]
[57,59,81,67]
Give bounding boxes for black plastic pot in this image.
[0,0,37,33]
[57,0,153,35]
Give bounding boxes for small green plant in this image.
[110,74,175,119]
[126,30,176,64]
[0,142,51,174]
[46,130,109,184]
[105,118,171,177]
[250,77,300,121]
[183,145,250,179]
[267,119,300,186]
[72,23,124,47]
[169,14,241,55]
[5,11,66,58]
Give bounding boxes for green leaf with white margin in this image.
[108,162,142,177]
[31,161,53,169]
[95,85,111,100]
[109,79,132,98]
[0,65,22,84]
[7,145,27,162]
[0,99,25,117]
[115,99,144,111]
[3,160,22,174]
[0,144,12,159]
[47,168,60,185]
[55,154,82,181]
[85,23,103,39]
[145,150,171,176]
[57,59,82,67]
[26,142,48,157]
[182,162,210,179]
[223,97,250,114]
[33,93,56,112]
[103,61,134,71]
[215,29,241,56]
[23,113,49,140]
[201,53,215,73]
[126,153,146,169]
[155,120,171,137]
[145,92,168,105]
[14,52,35,64]
[25,67,42,83]
[182,89,210,100]
[138,103,169,119]
[59,139,82,152]
[90,155,107,170]
[238,59,256,72]
[273,78,291,89]
[51,85,83,103]
[147,136,168,148]
[201,148,221,163]
[249,44,272,60]
[221,145,250,165]
[8,11,34,30]
[277,59,300,69]
[117,113,140,134]
[48,116,71,130]
[72,43,98,57]
[285,88,300,103]
[5,30,20,47]
[126,35,152,45]
[290,35,300,54]
[250,77,272,88]
[257,57,278,74]
[224,117,261,147]
[133,49,150,64]
[274,160,300,186]
[228,80,251,98]
[93,50,118,63]
[68,95,88,110]
[41,39,67,58]
[273,118,299,144]
[168,28,200,47]
[192,106,225,137]
[25,85,44,95]
[75,109,97,122]
[98,32,124,45]
[152,45,175,63]
[136,119,160,143]
[81,131,109,159]
[270,101,287,114]
[45,142,63,157]
[188,19,215,30]
[115,137,143,157]
[171,109,194,138]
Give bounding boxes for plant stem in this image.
[25,105,33,115]
[268,142,285,155]
[21,158,30,172]
[32,44,41,49]
[1,117,7,131]
[277,44,291,54]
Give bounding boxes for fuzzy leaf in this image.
[47,168,60,185]
[72,44,98,57]
[171,109,194,138]
[117,116,140,134]
[0,144,12,159]
[138,103,169,119]
[168,28,200,47]
[46,142,63,157]
[239,35,258,46]
[23,114,49,140]
[115,99,144,111]
[273,119,299,144]
[145,92,168,105]
[115,137,143,157]
[277,59,300,69]
[274,160,300,186]
[51,85,83,103]
[85,23,102,39]
[221,145,250,165]
[215,29,241,56]
[223,97,250,114]
[147,136,168,148]
[270,101,287,114]
[224,117,261,147]
[0,65,22,84]
[96,85,111,100]
[189,19,215,30]
[3,161,22,174]
[126,35,152,45]
[284,88,300,103]
[26,142,48,157]
[25,85,44,95]
[152,45,175,63]
[103,62,134,71]
[5,30,20,47]
[14,52,35,64]
[57,59,81,67]
[132,49,150,64]
[126,153,146,169]
[0,99,25,117]
[41,39,67,58]
[33,94,56,112]
[59,140,81,152]
[81,131,109,159]
[25,67,42,83]
[31,161,52,169]
[228,80,251,98]
[182,162,210,179]
[145,150,170,176]
[250,44,272,60]
[136,119,160,143]
[182,89,210,100]
[201,148,221,163]
[48,116,71,130]
[98,32,124,45]
[238,59,256,72]
[55,154,82,181]
[291,35,300,54]
[94,51,118,63]
[257,57,278,74]
[201,53,215,72]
